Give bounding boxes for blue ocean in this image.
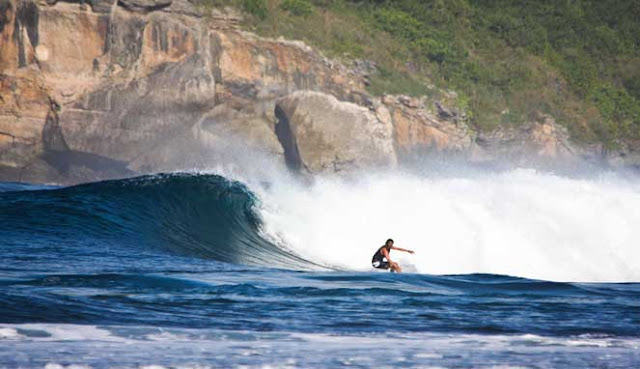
[1,171,639,368]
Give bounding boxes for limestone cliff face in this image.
[380,94,474,158]
[0,0,372,183]
[0,0,591,184]
[474,113,577,166]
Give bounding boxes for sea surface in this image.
[1,172,639,368]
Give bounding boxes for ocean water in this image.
[1,171,640,368]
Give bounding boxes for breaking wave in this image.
[3,168,640,282]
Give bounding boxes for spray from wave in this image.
[253,168,640,282]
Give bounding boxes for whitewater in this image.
[240,167,640,282]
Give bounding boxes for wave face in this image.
[0,173,313,270]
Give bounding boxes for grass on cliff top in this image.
[198,0,640,146]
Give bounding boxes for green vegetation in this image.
[242,0,269,19]
[280,0,314,17]
[197,0,640,144]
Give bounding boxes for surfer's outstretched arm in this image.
[391,246,415,254]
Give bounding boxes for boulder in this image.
[275,91,396,173]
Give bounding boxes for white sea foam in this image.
[1,325,637,368]
[44,364,93,369]
[251,168,640,282]
[0,328,21,340]
[0,324,122,342]
[2,323,637,349]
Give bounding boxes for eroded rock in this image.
[275,91,396,173]
[382,95,474,158]
[0,0,371,183]
[474,113,577,164]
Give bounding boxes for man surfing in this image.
[371,238,414,273]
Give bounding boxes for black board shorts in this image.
[372,260,390,269]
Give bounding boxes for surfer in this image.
[371,239,414,273]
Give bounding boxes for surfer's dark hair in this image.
[386,238,394,245]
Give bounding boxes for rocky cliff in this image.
[0,0,601,184]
